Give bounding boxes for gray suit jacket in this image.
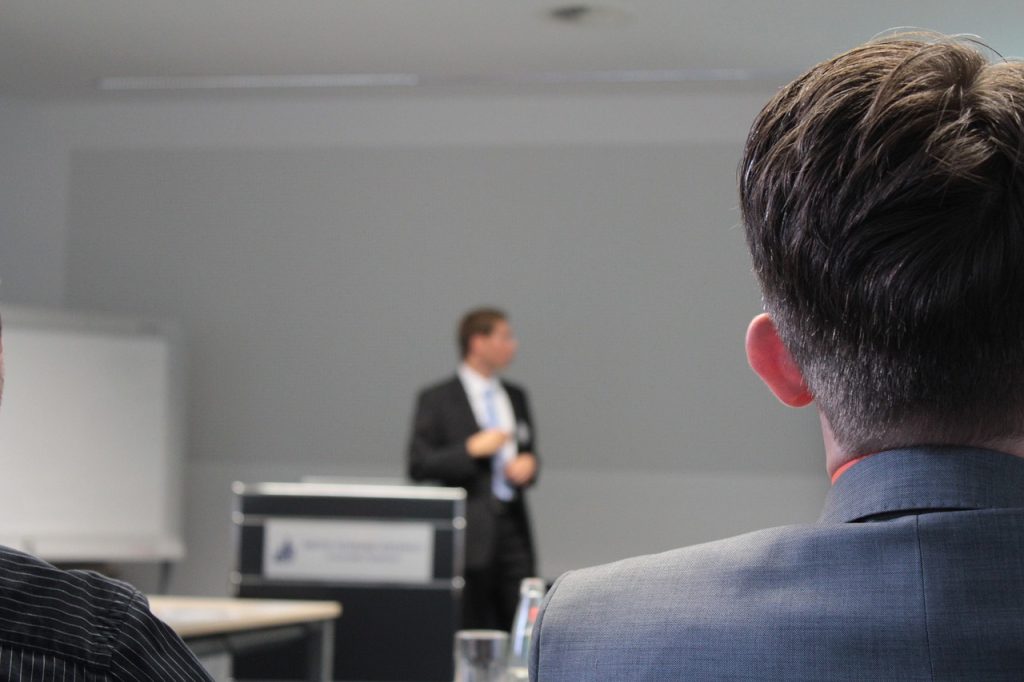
[530,447,1024,680]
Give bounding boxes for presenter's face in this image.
[480,320,518,371]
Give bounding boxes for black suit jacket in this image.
[408,375,538,569]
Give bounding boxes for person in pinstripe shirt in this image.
[0,315,213,680]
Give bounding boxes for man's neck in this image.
[820,413,846,477]
[821,411,1024,478]
[463,356,495,378]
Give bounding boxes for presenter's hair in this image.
[458,307,507,359]
[740,33,1024,453]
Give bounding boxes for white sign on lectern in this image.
[263,518,434,583]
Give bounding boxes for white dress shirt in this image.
[458,363,518,500]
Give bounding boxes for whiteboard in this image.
[0,306,184,562]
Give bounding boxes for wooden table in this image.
[150,596,341,681]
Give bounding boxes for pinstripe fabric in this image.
[0,546,212,681]
[531,448,1024,681]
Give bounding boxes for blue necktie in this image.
[484,387,514,501]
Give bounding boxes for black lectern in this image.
[231,481,466,681]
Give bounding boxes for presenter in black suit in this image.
[408,308,539,629]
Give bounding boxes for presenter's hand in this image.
[505,453,537,486]
[466,428,508,458]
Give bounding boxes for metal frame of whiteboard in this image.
[230,481,466,589]
[0,305,185,562]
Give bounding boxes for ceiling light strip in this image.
[98,73,420,90]
[97,69,793,92]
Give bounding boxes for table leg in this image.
[307,620,335,681]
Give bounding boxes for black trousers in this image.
[462,506,535,630]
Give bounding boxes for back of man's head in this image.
[741,33,1024,456]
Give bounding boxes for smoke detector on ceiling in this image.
[548,3,635,27]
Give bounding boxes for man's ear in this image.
[745,313,813,407]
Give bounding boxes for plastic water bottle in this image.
[507,577,546,680]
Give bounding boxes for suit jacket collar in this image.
[819,446,1024,524]
[451,370,519,409]
[440,374,478,427]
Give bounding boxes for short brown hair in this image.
[741,33,1024,453]
[457,307,507,359]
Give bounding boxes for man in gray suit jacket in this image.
[531,33,1024,680]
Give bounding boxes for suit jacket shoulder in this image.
[417,375,465,402]
[532,521,939,680]
[531,449,1024,681]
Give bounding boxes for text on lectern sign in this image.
[263,519,434,583]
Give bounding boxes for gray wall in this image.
[0,91,826,595]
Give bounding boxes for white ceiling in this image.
[3,1,1024,98]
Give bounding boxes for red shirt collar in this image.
[831,454,873,484]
